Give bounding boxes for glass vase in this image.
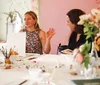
[90,41,99,58]
[81,64,97,79]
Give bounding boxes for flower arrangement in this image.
[78,9,99,39]
[73,41,91,69]
[73,9,100,69]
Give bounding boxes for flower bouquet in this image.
[77,8,100,68]
[73,41,98,78]
[73,8,100,78]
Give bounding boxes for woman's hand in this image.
[46,28,55,40]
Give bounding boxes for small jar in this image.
[5,57,12,69]
[5,57,12,64]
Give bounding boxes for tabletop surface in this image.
[0,54,100,85]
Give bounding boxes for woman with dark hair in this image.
[66,9,86,50]
[20,11,55,54]
[58,9,86,52]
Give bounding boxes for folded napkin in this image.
[0,51,5,62]
[7,32,26,56]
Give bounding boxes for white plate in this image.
[26,53,40,57]
[61,49,72,54]
[10,56,24,62]
[10,53,40,62]
[24,56,39,61]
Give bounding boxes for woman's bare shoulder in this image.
[39,29,46,38]
[39,29,46,34]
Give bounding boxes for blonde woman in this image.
[20,11,55,54]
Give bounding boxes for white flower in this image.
[91,9,100,27]
[91,9,100,16]
[78,14,92,25]
[78,8,100,33]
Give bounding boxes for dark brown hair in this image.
[67,9,85,34]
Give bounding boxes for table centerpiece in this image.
[73,8,100,78]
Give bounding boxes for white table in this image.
[0,67,81,85]
[0,54,100,85]
[0,68,28,85]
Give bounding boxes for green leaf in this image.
[83,22,99,39]
[84,26,89,33]
[80,44,88,55]
[80,41,91,54]
[84,55,90,69]
[86,35,91,40]
[85,41,91,52]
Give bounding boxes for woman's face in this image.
[24,14,36,28]
[66,16,75,31]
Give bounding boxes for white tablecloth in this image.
[0,68,28,85]
[0,54,100,85]
[0,67,80,85]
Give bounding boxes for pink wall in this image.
[40,0,98,54]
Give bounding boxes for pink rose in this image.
[75,53,84,63]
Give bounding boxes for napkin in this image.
[0,51,5,62]
[7,32,26,56]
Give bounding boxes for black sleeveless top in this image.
[67,31,86,50]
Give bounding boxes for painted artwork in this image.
[0,0,39,42]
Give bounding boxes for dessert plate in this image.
[61,49,73,54]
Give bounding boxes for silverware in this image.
[18,80,28,85]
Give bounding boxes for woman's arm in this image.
[39,28,55,54]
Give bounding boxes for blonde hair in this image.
[25,11,40,30]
